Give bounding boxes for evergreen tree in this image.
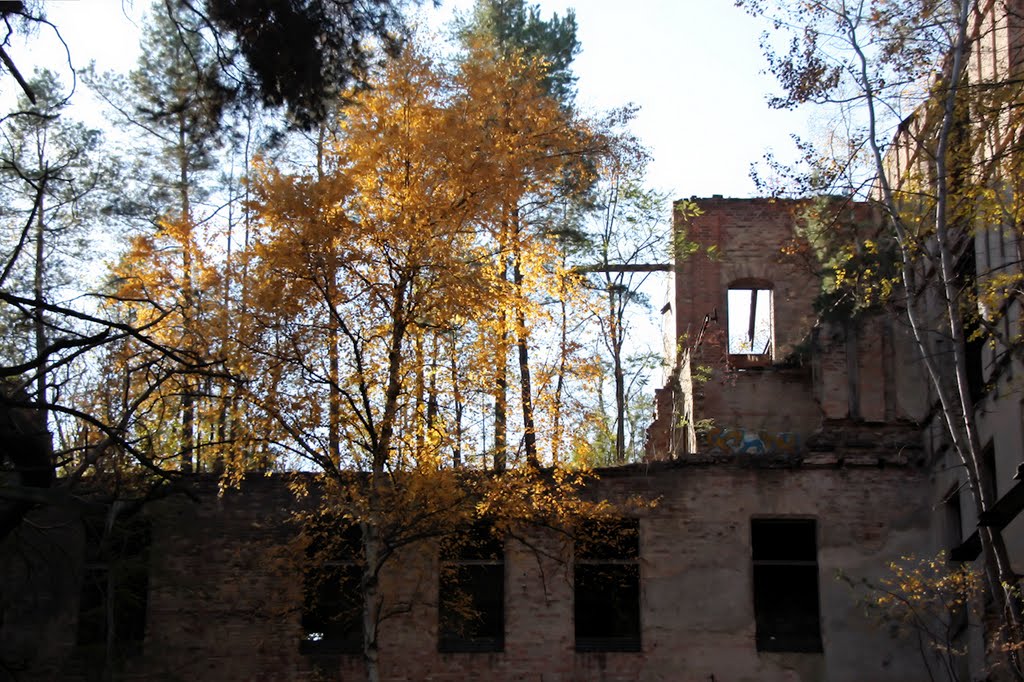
[460,0,579,103]
[0,69,103,420]
[0,69,109,540]
[459,0,596,467]
[184,0,416,127]
[89,3,229,473]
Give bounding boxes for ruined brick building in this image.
[643,191,1024,680]
[9,4,1024,676]
[2,196,955,682]
[646,197,927,461]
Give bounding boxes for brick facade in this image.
[1,197,945,682]
[4,460,934,682]
[647,197,927,461]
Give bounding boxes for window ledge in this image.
[728,354,773,369]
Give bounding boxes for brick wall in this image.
[647,197,928,460]
[673,197,823,441]
[6,462,935,682]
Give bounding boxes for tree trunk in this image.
[33,189,47,422]
[328,295,341,465]
[360,277,410,682]
[493,255,508,472]
[609,284,626,462]
[414,332,426,453]
[552,294,567,463]
[426,336,439,440]
[449,331,463,468]
[361,517,382,682]
[601,175,627,462]
[178,116,195,472]
[513,253,538,468]
[319,125,342,467]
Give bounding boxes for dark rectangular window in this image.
[76,514,150,659]
[575,518,640,652]
[438,523,504,652]
[944,485,964,551]
[751,518,822,653]
[301,522,363,656]
[965,328,985,402]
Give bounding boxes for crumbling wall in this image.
[6,464,935,682]
[668,197,822,447]
[647,196,927,461]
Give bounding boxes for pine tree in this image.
[458,0,598,467]
[89,3,229,473]
[0,70,102,405]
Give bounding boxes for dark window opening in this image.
[944,485,964,551]
[438,523,504,652]
[728,285,773,366]
[952,237,985,401]
[941,483,971,633]
[75,513,150,662]
[575,518,640,652]
[301,521,364,656]
[751,519,822,653]
[982,443,998,504]
[965,327,985,402]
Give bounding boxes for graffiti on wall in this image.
[703,426,801,455]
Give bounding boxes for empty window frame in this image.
[941,484,971,633]
[727,285,774,360]
[575,518,641,652]
[438,523,504,652]
[751,518,822,653]
[982,442,998,502]
[76,514,151,660]
[301,522,364,656]
[944,485,965,552]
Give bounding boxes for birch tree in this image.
[737,0,1024,670]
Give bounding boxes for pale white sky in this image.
[502,0,808,199]
[15,0,807,199]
